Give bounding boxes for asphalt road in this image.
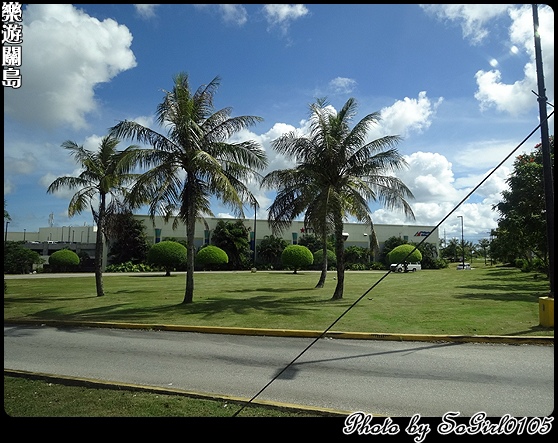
[4,323,554,418]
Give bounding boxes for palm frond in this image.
[266,96,416,247]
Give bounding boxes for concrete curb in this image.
[4,319,554,345]
[4,368,354,417]
[4,319,552,417]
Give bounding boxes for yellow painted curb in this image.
[4,319,553,345]
[4,369,354,417]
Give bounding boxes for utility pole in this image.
[532,4,554,297]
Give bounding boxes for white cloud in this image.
[4,137,80,190]
[368,149,506,242]
[453,139,527,170]
[134,4,159,19]
[194,4,248,26]
[4,179,14,195]
[246,122,301,174]
[397,152,457,203]
[420,4,511,45]
[220,88,520,242]
[329,77,357,94]
[509,5,554,105]
[39,169,84,201]
[249,114,504,240]
[216,213,235,219]
[262,4,309,33]
[454,166,511,206]
[3,155,36,175]
[4,4,136,130]
[219,4,248,26]
[373,92,443,139]
[421,4,553,119]
[474,65,535,116]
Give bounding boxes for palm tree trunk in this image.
[315,235,328,288]
[183,194,196,304]
[331,218,345,300]
[94,193,106,297]
[94,228,104,297]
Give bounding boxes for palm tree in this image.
[109,72,267,304]
[262,97,415,300]
[47,136,141,297]
[4,199,11,222]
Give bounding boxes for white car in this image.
[390,262,421,272]
[456,262,471,270]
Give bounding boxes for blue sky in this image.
[4,4,555,244]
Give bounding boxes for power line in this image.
[231,111,554,417]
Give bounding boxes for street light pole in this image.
[457,216,465,269]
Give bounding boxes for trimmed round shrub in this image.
[196,245,228,270]
[49,249,80,272]
[388,244,422,265]
[147,241,187,276]
[281,244,314,274]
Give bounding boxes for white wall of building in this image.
[8,216,438,267]
[135,215,439,259]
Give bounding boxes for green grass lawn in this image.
[4,374,332,417]
[4,262,553,337]
[4,263,553,418]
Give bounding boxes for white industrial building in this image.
[8,215,438,268]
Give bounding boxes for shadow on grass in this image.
[126,274,182,278]
[508,324,554,336]
[4,295,101,304]
[20,293,348,324]
[111,289,163,295]
[454,288,546,303]
[226,287,317,294]
[30,303,132,319]
[454,268,550,303]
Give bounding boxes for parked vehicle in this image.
[390,262,421,272]
[456,262,471,270]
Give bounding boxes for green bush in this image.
[196,245,228,270]
[433,258,449,269]
[388,244,422,265]
[369,261,386,270]
[281,245,313,274]
[347,263,367,270]
[312,249,336,269]
[256,235,288,268]
[147,241,187,276]
[516,258,546,273]
[3,241,44,274]
[344,245,370,265]
[105,261,155,273]
[48,249,80,272]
